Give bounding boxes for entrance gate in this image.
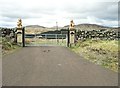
[25,34,68,46]
[15,19,75,47]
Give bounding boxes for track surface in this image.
[2,46,118,86]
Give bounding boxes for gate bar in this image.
[22,27,25,47]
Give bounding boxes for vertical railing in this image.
[22,27,25,47]
[67,29,70,47]
[45,34,47,46]
[56,34,57,44]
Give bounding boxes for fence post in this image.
[45,34,47,45]
[67,29,70,47]
[22,27,25,47]
[56,34,57,44]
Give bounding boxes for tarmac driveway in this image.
[2,46,118,86]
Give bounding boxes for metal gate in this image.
[25,34,68,46]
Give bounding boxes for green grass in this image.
[1,38,21,56]
[70,39,118,72]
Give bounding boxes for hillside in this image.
[63,24,118,32]
[25,25,55,34]
[25,25,46,28]
[1,24,118,34]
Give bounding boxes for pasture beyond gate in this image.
[25,33,68,46]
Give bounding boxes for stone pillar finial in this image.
[17,18,22,28]
[69,20,75,30]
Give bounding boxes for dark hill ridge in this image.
[62,23,119,32]
[63,24,110,29]
[25,25,46,28]
[76,24,109,28]
[25,24,110,29]
[0,24,118,31]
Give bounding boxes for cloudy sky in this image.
[0,0,119,28]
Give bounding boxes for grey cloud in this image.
[0,4,57,20]
[0,1,118,27]
[61,2,118,21]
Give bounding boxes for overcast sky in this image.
[0,0,119,28]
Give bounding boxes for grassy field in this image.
[70,39,119,72]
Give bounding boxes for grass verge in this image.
[1,38,21,56]
[70,39,118,72]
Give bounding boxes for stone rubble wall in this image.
[0,28,17,43]
[76,29,119,40]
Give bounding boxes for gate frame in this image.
[25,33,68,47]
[22,27,25,47]
[17,27,72,47]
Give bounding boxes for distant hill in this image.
[63,24,109,30]
[25,25,46,29]
[0,24,118,34]
[62,23,119,32]
[25,25,62,30]
[25,25,56,34]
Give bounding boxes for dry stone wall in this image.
[76,29,119,40]
[0,28,17,43]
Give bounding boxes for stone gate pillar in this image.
[69,20,75,47]
[16,18,25,47]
